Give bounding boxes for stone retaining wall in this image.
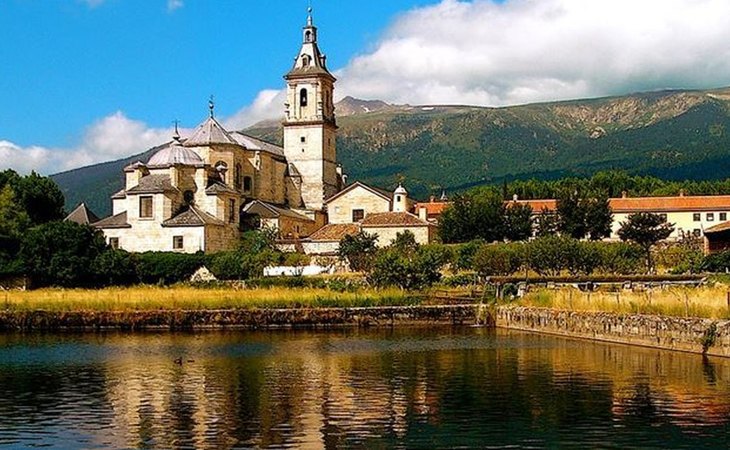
[0,305,481,332]
[496,306,730,358]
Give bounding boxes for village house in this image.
[90,11,345,253]
[415,191,730,246]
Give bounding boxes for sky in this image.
[2,0,730,175]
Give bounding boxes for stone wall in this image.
[328,186,390,224]
[496,306,730,358]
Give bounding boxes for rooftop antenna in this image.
[208,95,215,118]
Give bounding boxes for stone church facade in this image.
[94,11,343,253]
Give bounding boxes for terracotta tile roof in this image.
[64,203,100,225]
[326,181,392,204]
[426,195,730,217]
[126,175,180,195]
[93,211,131,229]
[704,221,730,234]
[361,212,430,227]
[162,206,225,227]
[414,201,450,215]
[309,223,361,242]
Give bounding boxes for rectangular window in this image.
[352,209,365,222]
[707,213,715,222]
[693,213,701,222]
[139,196,153,219]
[243,176,252,193]
[229,199,236,223]
[109,237,119,250]
[721,213,727,221]
[300,136,306,143]
[173,236,184,250]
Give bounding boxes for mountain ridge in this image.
[51,87,730,216]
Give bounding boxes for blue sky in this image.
[2,0,730,174]
[0,0,435,148]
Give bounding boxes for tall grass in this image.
[0,286,418,312]
[518,286,730,319]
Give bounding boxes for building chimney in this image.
[621,191,628,199]
[512,194,519,202]
[419,207,428,222]
[429,196,436,203]
[679,189,686,197]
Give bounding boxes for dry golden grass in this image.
[519,285,730,319]
[0,286,416,312]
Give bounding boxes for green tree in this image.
[92,249,138,286]
[18,221,108,287]
[583,195,613,240]
[339,231,379,272]
[439,190,505,243]
[390,230,419,253]
[556,190,586,239]
[618,212,675,272]
[503,203,533,241]
[0,170,65,225]
[0,185,30,238]
[368,246,444,290]
[472,243,523,277]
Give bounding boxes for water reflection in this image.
[0,329,727,449]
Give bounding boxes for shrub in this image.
[92,249,138,287]
[440,273,479,287]
[136,252,206,285]
[368,247,445,290]
[453,240,484,272]
[473,243,523,277]
[596,242,644,275]
[339,232,378,272]
[525,235,573,276]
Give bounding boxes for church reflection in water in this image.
[0,328,728,449]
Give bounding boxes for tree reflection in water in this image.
[0,328,727,449]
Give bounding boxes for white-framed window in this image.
[352,209,365,222]
[693,213,701,222]
[721,213,728,221]
[173,236,184,250]
[707,213,715,222]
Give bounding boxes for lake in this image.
[0,327,727,449]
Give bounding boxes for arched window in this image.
[305,30,312,42]
[302,55,311,66]
[243,176,253,193]
[300,88,308,107]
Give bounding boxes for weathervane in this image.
[172,119,181,142]
[208,95,215,118]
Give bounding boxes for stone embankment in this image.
[496,307,730,358]
[0,305,483,332]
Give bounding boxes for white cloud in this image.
[167,0,184,12]
[336,0,730,106]
[223,89,285,131]
[0,112,180,175]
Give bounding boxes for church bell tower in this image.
[283,8,338,211]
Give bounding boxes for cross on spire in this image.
[208,95,215,118]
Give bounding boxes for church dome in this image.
[147,143,204,167]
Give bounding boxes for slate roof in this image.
[326,181,392,204]
[309,223,361,242]
[206,181,239,195]
[162,206,226,227]
[361,212,431,227]
[126,175,180,195]
[184,116,239,147]
[230,132,286,158]
[111,189,127,200]
[147,143,204,167]
[93,211,131,229]
[64,203,100,225]
[243,201,313,222]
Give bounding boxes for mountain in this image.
[52,87,730,217]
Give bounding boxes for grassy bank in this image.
[518,286,730,319]
[0,286,418,312]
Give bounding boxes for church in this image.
[93,11,346,253]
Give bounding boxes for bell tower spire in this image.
[282,7,340,211]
